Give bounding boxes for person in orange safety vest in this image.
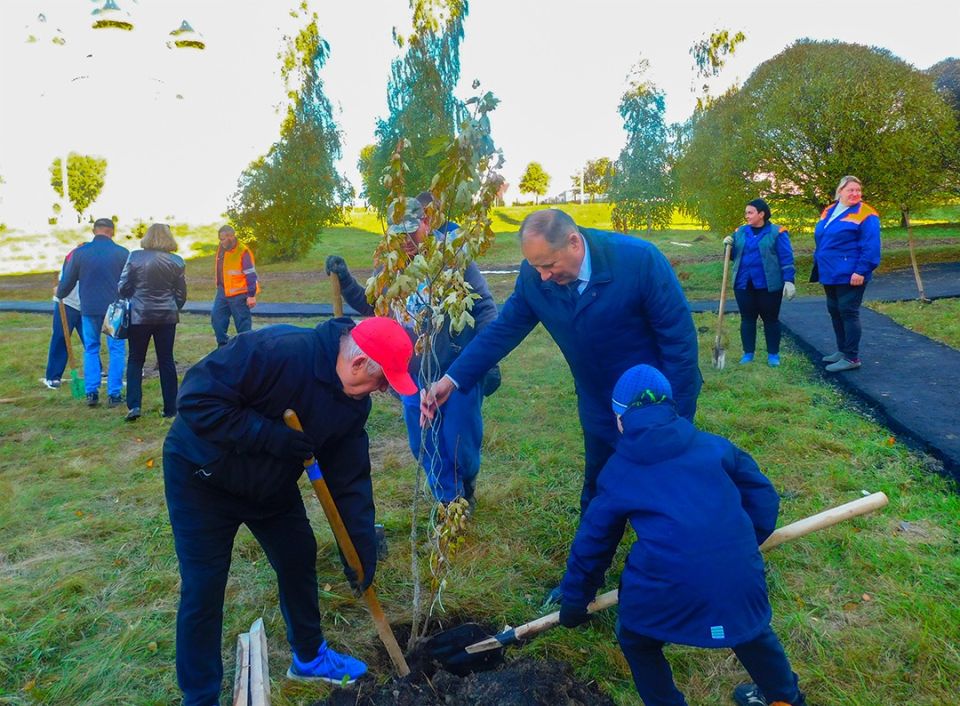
[211,225,261,347]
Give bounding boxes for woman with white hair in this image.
[812,176,881,372]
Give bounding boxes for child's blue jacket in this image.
[560,403,780,648]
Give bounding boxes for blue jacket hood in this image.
[617,403,696,465]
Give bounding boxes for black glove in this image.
[324,255,349,279]
[263,421,314,462]
[343,562,375,597]
[558,602,590,628]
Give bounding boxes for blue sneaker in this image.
[286,641,367,684]
[767,354,780,367]
[739,353,755,365]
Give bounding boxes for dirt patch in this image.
[313,657,615,706]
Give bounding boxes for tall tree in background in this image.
[359,0,468,213]
[227,2,351,262]
[676,40,959,234]
[928,58,960,116]
[690,28,746,111]
[49,153,107,223]
[518,161,550,204]
[571,157,614,202]
[610,61,674,234]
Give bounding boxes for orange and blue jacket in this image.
[215,244,260,297]
[813,201,881,285]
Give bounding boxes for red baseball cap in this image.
[352,317,418,395]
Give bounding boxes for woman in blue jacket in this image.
[812,176,881,372]
[559,364,806,706]
[722,198,796,367]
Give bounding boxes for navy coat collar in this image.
[537,227,614,316]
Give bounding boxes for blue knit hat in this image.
[611,364,673,415]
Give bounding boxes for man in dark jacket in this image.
[162,316,416,706]
[56,217,130,406]
[422,209,701,516]
[558,365,806,706]
[325,195,498,506]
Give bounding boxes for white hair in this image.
[834,175,862,200]
[340,331,384,375]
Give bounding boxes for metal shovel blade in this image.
[712,338,725,370]
[421,622,504,676]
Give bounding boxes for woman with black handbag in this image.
[117,223,187,420]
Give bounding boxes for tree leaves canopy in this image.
[676,40,960,233]
[359,1,469,213]
[518,161,550,202]
[227,4,351,262]
[49,153,107,222]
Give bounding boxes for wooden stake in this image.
[232,633,250,706]
[248,618,270,706]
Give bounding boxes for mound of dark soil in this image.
[313,657,615,706]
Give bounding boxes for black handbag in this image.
[103,299,131,339]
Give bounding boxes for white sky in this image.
[0,0,957,230]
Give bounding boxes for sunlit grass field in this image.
[1,305,958,704]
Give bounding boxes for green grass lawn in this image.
[1,309,958,705]
[868,298,960,350]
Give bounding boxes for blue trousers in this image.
[402,384,482,503]
[617,622,805,706]
[81,314,125,396]
[45,303,84,381]
[823,284,867,360]
[163,445,325,706]
[211,289,252,346]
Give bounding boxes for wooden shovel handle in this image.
[330,275,344,318]
[58,300,76,369]
[283,410,410,676]
[717,242,732,329]
[502,492,890,646]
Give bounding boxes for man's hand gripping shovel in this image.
[284,409,410,677]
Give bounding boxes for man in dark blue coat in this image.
[56,217,130,406]
[162,316,416,706]
[421,209,701,516]
[558,365,806,706]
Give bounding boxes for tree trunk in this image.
[902,208,928,301]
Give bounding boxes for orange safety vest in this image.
[217,245,261,297]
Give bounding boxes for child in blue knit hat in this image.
[558,364,806,706]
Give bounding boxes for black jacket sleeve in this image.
[338,268,376,316]
[174,261,187,309]
[117,254,136,299]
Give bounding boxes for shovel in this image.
[330,271,344,318]
[429,491,889,671]
[712,242,732,369]
[58,300,84,399]
[283,410,410,677]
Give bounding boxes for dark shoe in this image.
[465,493,477,517]
[107,394,124,407]
[161,411,176,419]
[125,408,141,422]
[733,684,768,705]
[821,351,844,363]
[86,392,99,407]
[541,585,563,610]
[286,641,367,684]
[42,378,62,390]
[825,358,861,373]
[375,523,388,561]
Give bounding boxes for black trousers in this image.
[581,428,617,515]
[823,284,867,360]
[126,323,178,414]
[163,445,325,706]
[617,622,805,706]
[734,284,783,355]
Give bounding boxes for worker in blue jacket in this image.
[558,364,806,706]
[722,198,796,367]
[325,194,498,507]
[162,316,416,706]
[55,218,130,406]
[812,175,882,373]
[422,209,701,518]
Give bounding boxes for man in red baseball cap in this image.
[162,315,414,704]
